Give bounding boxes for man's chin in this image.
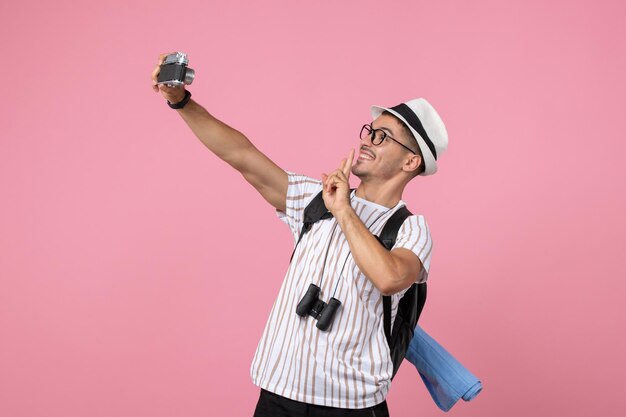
[351,167,366,180]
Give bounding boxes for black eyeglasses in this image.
[360,124,417,155]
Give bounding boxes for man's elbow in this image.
[224,140,255,171]
[379,286,395,297]
[378,250,422,296]
[377,275,404,296]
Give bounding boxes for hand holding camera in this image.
[151,52,194,105]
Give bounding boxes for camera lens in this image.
[184,68,195,85]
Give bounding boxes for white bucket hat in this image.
[371,98,448,176]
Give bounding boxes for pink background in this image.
[1,1,625,416]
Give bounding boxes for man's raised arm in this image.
[151,53,288,212]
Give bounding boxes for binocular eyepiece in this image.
[296,283,341,331]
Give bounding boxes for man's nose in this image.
[359,132,374,147]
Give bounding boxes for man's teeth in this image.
[360,152,374,160]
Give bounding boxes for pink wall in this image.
[1,1,625,416]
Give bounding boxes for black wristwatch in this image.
[167,90,192,109]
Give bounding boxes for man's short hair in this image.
[382,111,425,177]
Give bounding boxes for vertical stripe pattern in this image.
[250,173,433,409]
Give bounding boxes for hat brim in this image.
[371,105,437,176]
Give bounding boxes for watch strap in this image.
[167,90,192,109]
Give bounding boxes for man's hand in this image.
[321,149,355,216]
[151,52,187,104]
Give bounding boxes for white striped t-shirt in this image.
[250,173,433,409]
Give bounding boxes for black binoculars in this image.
[296,283,341,331]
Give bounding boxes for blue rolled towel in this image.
[404,325,483,412]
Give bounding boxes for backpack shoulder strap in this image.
[289,189,352,262]
[302,190,332,227]
[380,206,412,341]
[378,206,412,249]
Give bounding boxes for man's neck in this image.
[354,179,406,208]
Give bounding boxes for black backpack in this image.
[291,190,427,379]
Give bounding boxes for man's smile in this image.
[358,146,375,161]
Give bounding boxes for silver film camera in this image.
[157,52,195,88]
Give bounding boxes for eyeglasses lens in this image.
[360,125,371,141]
[360,125,384,145]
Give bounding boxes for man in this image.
[152,53,448,416]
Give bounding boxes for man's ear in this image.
[403,154,422,174]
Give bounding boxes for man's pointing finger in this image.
[343,149,355,177]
